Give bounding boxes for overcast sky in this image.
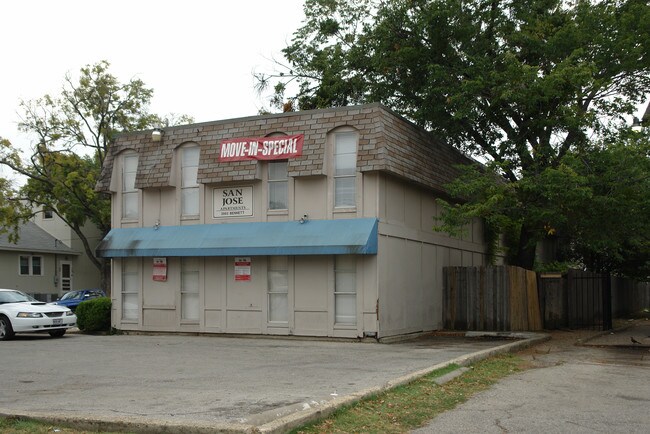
[0,0,306,166]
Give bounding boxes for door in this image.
[60,261,73,293]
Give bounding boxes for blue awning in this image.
[96,218,378,258]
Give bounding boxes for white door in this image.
[60,261,73,292]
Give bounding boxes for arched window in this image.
[333,130,358,208]
[180,145,200,217]
[121,152,139,220]
[268,160,288,210]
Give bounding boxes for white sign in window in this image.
[213,186,253,218]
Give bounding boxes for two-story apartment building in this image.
[96,104,491,339]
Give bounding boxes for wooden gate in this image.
[566,270,612,330]
[538,270,613,330]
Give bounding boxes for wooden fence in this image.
[443,266,542,331]
[539,271,650,330]
[611,277,650,317]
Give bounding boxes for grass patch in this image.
[291,354,524,434]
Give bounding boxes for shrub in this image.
[76,297,111,332]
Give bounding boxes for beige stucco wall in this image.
[372,172,488,338]
[108,169,486,339]
[112,254,377,339]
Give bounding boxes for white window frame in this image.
[121,258,140,321]
[19,255,43,276]
[333,131,358,209]
[268,160,288,211]
[267,256,289,323]
[334,255,356,325]
[180,145,200,218]
[181,257,200,322]
[121,153,139,220]
[42,207,53,220]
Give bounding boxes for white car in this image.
[0,289,77,340]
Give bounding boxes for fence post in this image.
[603,273,612,330]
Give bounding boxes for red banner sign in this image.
[219,134,304,162]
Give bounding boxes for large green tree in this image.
[257,0,650,269]
[0,61,192,293]
[563,131,650,278]
[438,129,650,277]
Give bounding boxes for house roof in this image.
[96,218,378,258]
[0,221,79,255]
[96,103,473,196]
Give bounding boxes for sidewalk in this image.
[412,321,650,434]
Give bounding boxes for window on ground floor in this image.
[268,256,289,323]
[121,258,139,321]
[19,255,43,276]
[181,257,200,321]
[334,255,356,325]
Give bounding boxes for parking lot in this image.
[0,332,533,432]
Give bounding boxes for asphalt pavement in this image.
[412,321,650,434]
[0,330,544,433]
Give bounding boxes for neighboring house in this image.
[96,103,496,339]
[0,210,102,301]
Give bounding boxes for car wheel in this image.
[0,315,15,341]
[49,329,66,338]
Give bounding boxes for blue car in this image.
[51,289,105,311]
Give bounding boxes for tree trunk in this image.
[513,223,537,270]
[100,259,112,298]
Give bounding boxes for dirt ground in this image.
[518,318,650,368]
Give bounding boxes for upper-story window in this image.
[181,146,200,217]
[333,131,358,208]
[122,153,139,220]
[42,207,53,220]
[268,160,288,210]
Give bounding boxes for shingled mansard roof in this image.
[96,103,472,195]
[0,221,78,255]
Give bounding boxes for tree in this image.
[257,0,650,269]
[562,131,650,278]
[0,61,192,294]
[436,129,650,278]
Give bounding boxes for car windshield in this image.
[60,291,82,300]
[0,290,37,304]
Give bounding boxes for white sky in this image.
[0,0,306,170]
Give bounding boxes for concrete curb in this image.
[2,332,550,434]
[0,411,257,434]
[576,324,633,346]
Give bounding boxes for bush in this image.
[76,297,111,332]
